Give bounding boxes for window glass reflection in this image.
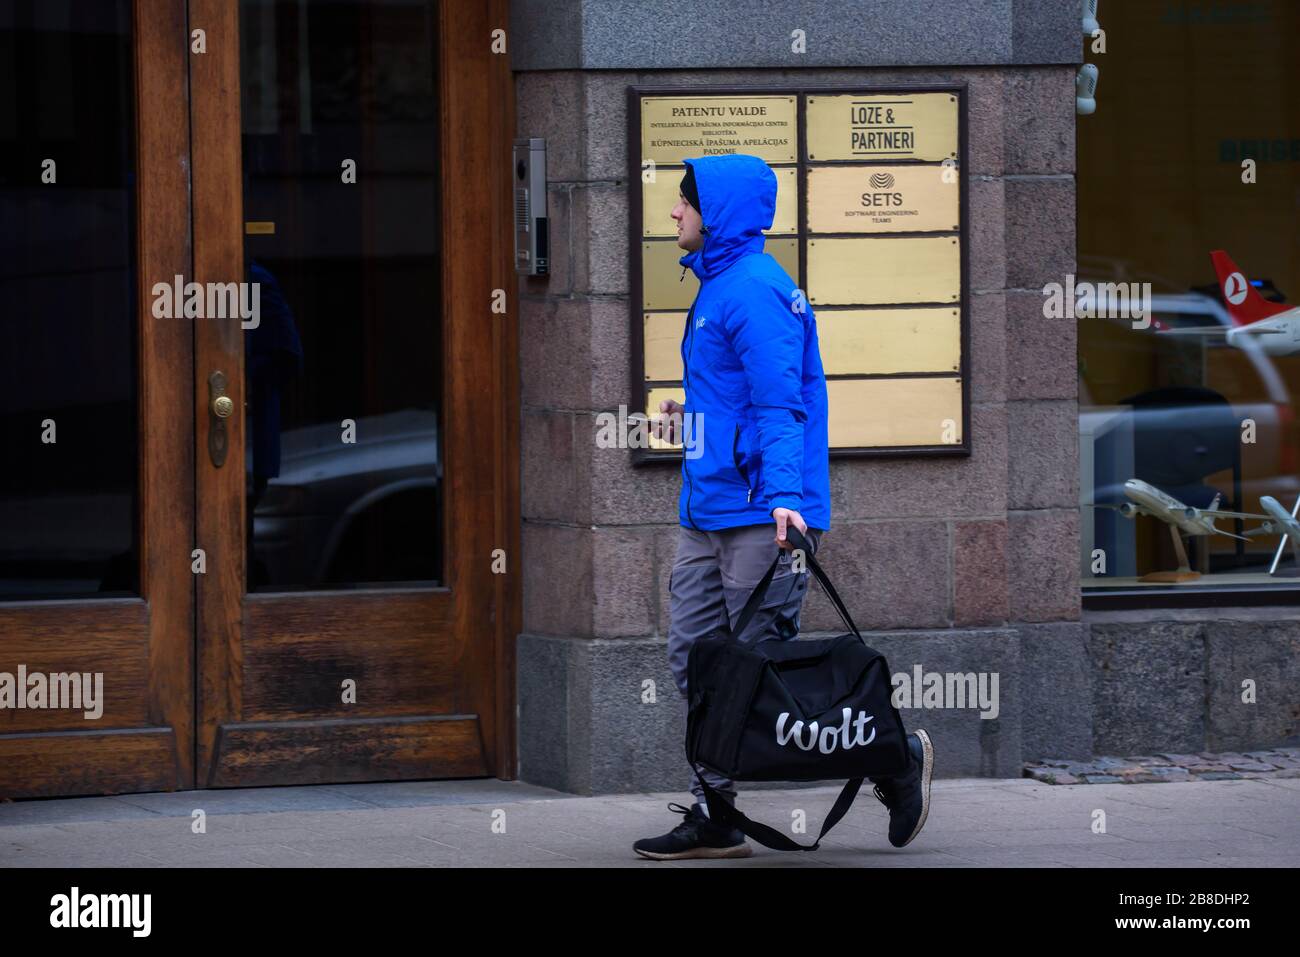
[1078,2,1300,591]
[241,0,443,591]
[0,0,139,601]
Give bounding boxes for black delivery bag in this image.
[685,527,909,851]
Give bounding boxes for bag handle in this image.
[694,766,864,852]
[729,526,862,642]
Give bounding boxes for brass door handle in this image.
[208,371,232,467]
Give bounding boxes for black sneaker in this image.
[871,729,934,848]
[633,802,753,860]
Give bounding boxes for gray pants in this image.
[668,523,822,807]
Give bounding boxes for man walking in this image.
[632,154,934,861]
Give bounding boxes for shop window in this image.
[1078,1,1300,597]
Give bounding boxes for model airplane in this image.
[1087,478,1270,582]
[1155,250,1300,356]
[1241,495,1300,577]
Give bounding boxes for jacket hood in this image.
[679,154,776,281]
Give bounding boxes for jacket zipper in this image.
[733,423,753,503]
[682,302,701,530]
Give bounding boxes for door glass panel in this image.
[240,0,443,592]
[0,0,139,601]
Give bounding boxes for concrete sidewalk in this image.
[2,775,1297,867]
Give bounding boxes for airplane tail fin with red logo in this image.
[1210,250,1288,327]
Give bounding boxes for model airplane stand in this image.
[1267,494,1300,578]
[1140,524,1201,583]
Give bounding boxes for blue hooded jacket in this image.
[676,154,831,532]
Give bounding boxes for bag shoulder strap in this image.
[695,768,863,852]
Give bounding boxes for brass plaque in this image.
[805,93,958,163]
[644,312,686,381]
[817,307,960,375]
[646,385,687,450]
[244,221,275,235]
[807,236,959,305]
[643,166,797,236]
[806,165,959,234]
[642,242,700,311]
[650,379,961,450]
[827,378,963,447]
[640,95,797,165]
[633,87,967,457]
[642,237,799,310]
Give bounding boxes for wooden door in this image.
[189,0,517,788]
[0,0,194,798]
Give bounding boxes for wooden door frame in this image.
[441,0,519,782]
[188,0,518,787]
[443,0,519,782]
[0,0,195,799]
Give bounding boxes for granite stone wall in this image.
[1085,610,1300,757]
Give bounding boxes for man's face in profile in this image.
[672,191,704,252]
